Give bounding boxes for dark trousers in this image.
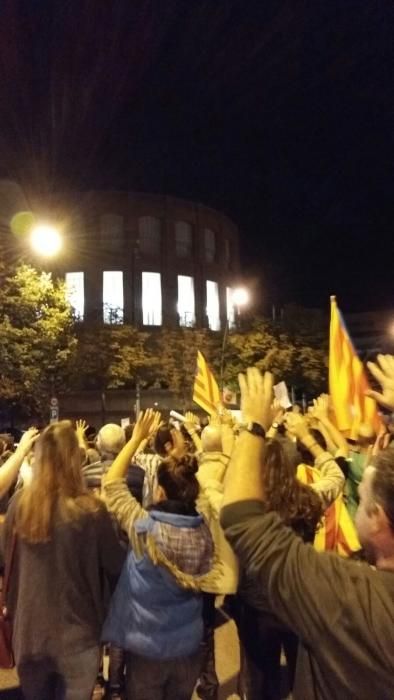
[108,644,126,692]
[236,601,298,700]
[125,650,201,700]
[196,593,219,700]
[18,646,100,700]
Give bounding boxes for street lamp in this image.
[232,286,250,312]
[220,285,250,390]
[30,224,62,257]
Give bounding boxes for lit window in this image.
[204,228,216,263]
[65,272,84,320]
[103,271,124,324]
[177,276,195,327]
[138,216,161,256]
[226,287,236,328]
[142,272,162,325]
[100,214,123,248]
[175,221,192,258]
[206,280,221,330]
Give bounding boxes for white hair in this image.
[96,423,125,457]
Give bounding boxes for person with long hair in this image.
[236,439,323,700]
[102,409,214,700]
[2,420,125,700]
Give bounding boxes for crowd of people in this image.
[0,353,394,700]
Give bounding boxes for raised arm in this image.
[222,368,272,507]
[183,411,203,453]
[285,412,345,508]
[103,410,160,537]
[366,354,394,410]
[0,428,38,498]
[313,395,349,457]
[220,368,368,649]
[105,410,161,482]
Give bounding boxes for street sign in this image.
[49,405,59,423]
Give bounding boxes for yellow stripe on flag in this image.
[329,296,381,439]
[297,463,360,556]
[192,351,221,415]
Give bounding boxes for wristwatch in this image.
[245,422,266,438]
[272,422,279,430]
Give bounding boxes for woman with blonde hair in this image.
[2,420,125,700]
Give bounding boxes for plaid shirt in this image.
[103,479,213,578]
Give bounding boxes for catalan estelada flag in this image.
[329,296,381,439]
[193,350,221,415]
[297,464,360,556]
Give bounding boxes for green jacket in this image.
[221,500,394,700]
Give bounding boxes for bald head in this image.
[97,423,126,457]
[201,425,223,453]
[358,423,375,440]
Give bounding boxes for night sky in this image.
[0,0,393,313]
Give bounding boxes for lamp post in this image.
[220,286,250,390]
[29,224,63,422]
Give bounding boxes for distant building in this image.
[345,309,394,358]
[46,191,240,330]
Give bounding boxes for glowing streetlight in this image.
[232,286,250,310]
[220,285,250,389]
[30,224,62,257]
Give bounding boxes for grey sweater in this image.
[2,495,125,665]
[221,500,394,700]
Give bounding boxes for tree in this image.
[71,324,153,391]
[150,328,220,410]
[0,262,77,421]
[218,317,327,399]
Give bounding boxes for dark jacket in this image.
[221,500,394,700]
[2,494,125,665]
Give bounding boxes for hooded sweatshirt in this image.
[102,479,214,659]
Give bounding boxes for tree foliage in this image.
[71,324,152,390]
[71,316,327,406]
[0,262,77,421]
[151,328,219,409]
[218,317,327,398]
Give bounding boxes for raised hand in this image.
[184,411,200,434]
[238,367,274,430]
[284,412,309,439]
[148,411,163,439]
[312,394,329,421]
[366,354,394,410]
[132,409,161,445]
[170,428,187,458]
[17,428,39,455]
[75,419,87,433]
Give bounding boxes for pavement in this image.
[0,613,289,699]
[0,611,241,699]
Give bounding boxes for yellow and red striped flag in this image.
[297,463,360,556]
[193,350,221,415]
[329,296,381,439]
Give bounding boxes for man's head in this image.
[355,449,394,565]
[201,425,222,453]
[96,423,126,458]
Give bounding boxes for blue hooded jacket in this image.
[102,506,214,659]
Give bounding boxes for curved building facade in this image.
[53,191,241,330]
